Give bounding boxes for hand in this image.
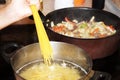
[7,0,40,17]
[0,0,41,30]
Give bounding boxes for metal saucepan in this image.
[1,41,93,80]
[42,7,120,59]
[1,41,112,79]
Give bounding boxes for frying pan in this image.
[43,7,120,59]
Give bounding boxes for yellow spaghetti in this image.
[19,63,81,80]
[30,5,52,64]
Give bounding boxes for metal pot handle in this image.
[84,70,112,80]
[0,41,22,63]
[84,70,95,80]
[91,71,112,80]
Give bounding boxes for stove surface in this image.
[0,24,120,80]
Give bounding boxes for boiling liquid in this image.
[17,60,87,80]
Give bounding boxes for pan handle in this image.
[92,0,105,10]
[29,10,46,22]
[84,70,95,80]
[84,70,112,80]
[0,0,6,4]
[91,71,112,80]
[0,41,22,63]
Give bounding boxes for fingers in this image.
[27,0,40,5]
[26,0,30,4]
[26,0,41,10]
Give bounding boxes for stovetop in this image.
[0,24,120,80]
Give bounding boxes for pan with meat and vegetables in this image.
[44,7,120,59]
[50,16,116,39]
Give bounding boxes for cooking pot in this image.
[1,41,94,80]
[1,41,112,80]
[42,7,120,59]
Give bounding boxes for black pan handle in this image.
[29,10,46,23]
[92,0,105,10]
[90,71,112,80]
[0,41,22,63]
[0,0,6,4]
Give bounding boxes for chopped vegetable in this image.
[65,17,76,26]
[49,16,116,38]
[51,26,65,32]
